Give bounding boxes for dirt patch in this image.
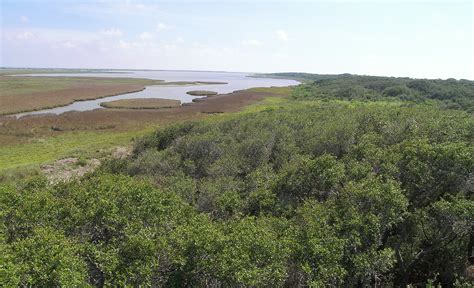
[112,146,132,159]
[41,157,100,183]
[40,146,132,182]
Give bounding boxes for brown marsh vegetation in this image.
[186,90,218,96]
[100,98,181,109]
[0,86,293,146]
[0,76,163,115]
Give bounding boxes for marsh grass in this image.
[100,98,181,109]
[0,128,156,171]
[186,90,218,96]
[0,76,164,115]
[0,86,295,171]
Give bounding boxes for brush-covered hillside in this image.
[1,74,473,287]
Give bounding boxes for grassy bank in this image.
[0,128,155,171]
[100,98,181,109]
[186,90,218,96]
[154,81,227,86]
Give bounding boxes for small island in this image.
[154,81,227,86]
[186,90,218,96]
[100,98,181,109]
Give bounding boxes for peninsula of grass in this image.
[154,81,227,86]
[0,75,165,115]
[0,68,129,76]
[186,90,218,96]
[100,98,181,109]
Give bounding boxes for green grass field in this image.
[0,128,156,171]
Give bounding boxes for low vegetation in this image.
[0,86,289,171]
[100,98,181,109]
[1,74,473,286]
[0,129,148,172]
[267,72,474,112]
[0,68,128,76]
[0,75,163,115]
[186,90,218,96]
[0,68,226,116]
[154,81,227,86]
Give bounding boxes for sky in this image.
[1,0,473,79]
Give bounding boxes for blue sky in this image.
[1,0,473,79]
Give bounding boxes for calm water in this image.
[14,70,298,118]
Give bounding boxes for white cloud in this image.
[119,39,149,49]
[16,31,34,40]
[156,22,172,31]
[62,41,77,48]
[101,28,123,37]
[176,37,185,43]
[119,39,131,49]
[275,29,289,42]
[242,39,263,46]
[67,2,159,17]
[164,44,178,51]
[139,32,153,40]
[5,28,103,51]
[8,28,99,44]
[273,52,289,59]
[20,16,29,23]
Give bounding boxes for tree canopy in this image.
[1,74,473,286]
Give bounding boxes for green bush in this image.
[2,75,473,286]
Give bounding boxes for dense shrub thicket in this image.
[286,73,474,112]
[1,75,473,286]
